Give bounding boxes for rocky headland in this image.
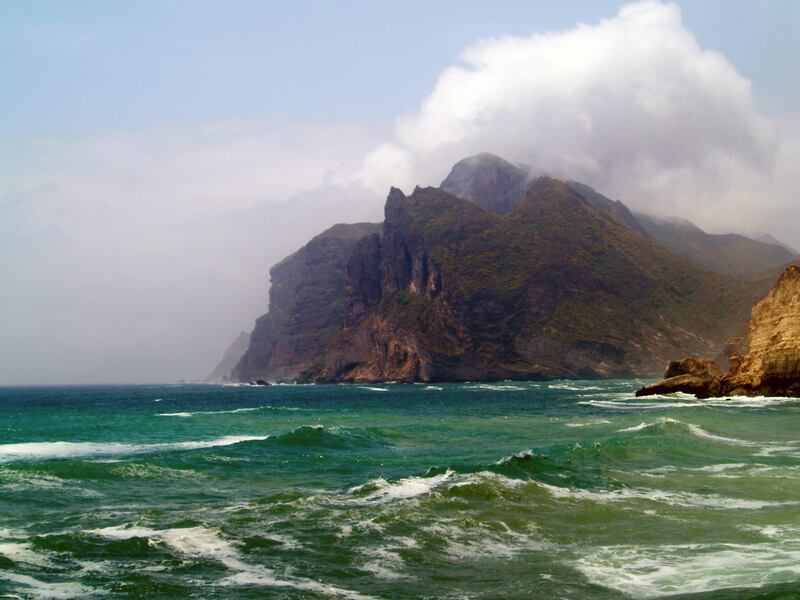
[638,265,800,398]
[222,153,795,384]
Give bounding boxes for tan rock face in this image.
[638,266,800,398]
[723,266,800,395]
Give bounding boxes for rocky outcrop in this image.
[307,178,772,383]
[638,266,800,398]
[721,266,800,396]
[635,358,722,398]
[229,154,789,384]
[231,222,381,382]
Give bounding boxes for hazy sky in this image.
[1,1,798,384]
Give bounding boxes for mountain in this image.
[754,232,797,255]
[564,181,648,236]
[205,331,250,382]
[638,265,800,398]
[634,213,797,277]
[231,222,381,383]
[441,153,791,277]
[308,178,772,382]
[226,153,790,383]
[440,153,529,214]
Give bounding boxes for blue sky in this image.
[2,1,798,137]
[1,1,798,384]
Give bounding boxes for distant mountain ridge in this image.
[206,331,250,382]
[442,153,795,277]
[635,213,796,277]
[217,153,794,383]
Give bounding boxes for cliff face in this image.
[226,154,791,384]
[723,266,800,396]
[231,222,381,382]
[638,266,800,398]
[309,179,769,383]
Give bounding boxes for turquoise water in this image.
[1,381,800,599]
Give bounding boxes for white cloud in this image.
[2,1,798,384]
[357,1,796,242]
[0,121,384,384]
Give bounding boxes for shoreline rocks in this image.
[638,266,800,398]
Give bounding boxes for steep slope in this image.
[231,222,381,382]
[206,331,250,382]
[724,265,800,395]
[754,232,797,255]
[440,153,794,277]
[565,181,648,236]
[635,213,796,276]
[440,153,529,214]
[310,179,770,382]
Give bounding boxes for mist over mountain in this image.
[228,153,789,384]
[2,1,798,385]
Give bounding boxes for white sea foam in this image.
[537,481,793,510]
[702,395,800,408]
[549,383,604,391]
[359,547,411,580]
[464,384,527,391]
[494,449,536,465]
[88,524,376,599]
[423,520,545,561]
[448,471,527,491]
[156,406,276,417]
[617,417,680,432]
[358,387,388,392]
[613,419,799,457]
[576,541,800,597]
[0,435,269,463]
[684,423,757,447]
[351,470,454,503]
[565,419,611,428]
[690,463,750,473]
[0,541,54,567]
[0,572,96,599]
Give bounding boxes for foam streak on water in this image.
[1,381,799,599]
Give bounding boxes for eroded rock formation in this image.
[638,266,800,398]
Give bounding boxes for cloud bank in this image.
[1,1,797,384]
[359,1,796,240]
[0,122,383,384]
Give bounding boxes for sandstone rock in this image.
[638,266,800,398]
[720,265,800,396]
[636,358,721,398]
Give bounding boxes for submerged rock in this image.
[638,266,800,398]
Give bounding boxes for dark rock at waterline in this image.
[254,379,270,386]
[638,266,800,398]
[636,358,722,398]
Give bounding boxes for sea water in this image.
[1,381,799,599]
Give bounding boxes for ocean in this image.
[1,381,799,599]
